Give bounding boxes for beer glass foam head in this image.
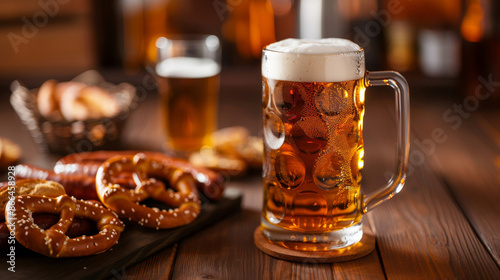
[262,38,365,82]
[156,57,220,79]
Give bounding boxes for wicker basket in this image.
[10,71,137,154]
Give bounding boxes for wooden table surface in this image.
[1,67,499,279]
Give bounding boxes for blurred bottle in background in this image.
[143,0,174,66]
[298,0,347,39]
[339,0,384,71]
[222,0,296,62]
[222,0,275,60]
[120,0,178,71]
[414,0,461,78]
[118,0,223,70]
[120,0,145,71]
[460,0,500,102]
[379,0,462,77]
[333,0,463,78]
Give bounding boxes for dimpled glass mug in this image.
[260,38,410,250]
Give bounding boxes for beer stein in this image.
[260,38,410,250]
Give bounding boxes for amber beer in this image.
[156,57,220,154]
[262,78,365,225]
[261,38,368,250]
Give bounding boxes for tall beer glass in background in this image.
[260,39,410,250]
[156,35,221,157]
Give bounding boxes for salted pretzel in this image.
[5,194,124,258]
[0,179,96,250]
[96,153,201,229]
[16,151,225,201]
[57,150,225,201]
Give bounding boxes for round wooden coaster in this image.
[254,225,375,263]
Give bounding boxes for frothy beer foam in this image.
[262,38,365,82]
[156,57,220,78]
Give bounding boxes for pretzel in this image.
[189,127,264,175]
[96,153,201,229]
[0,180,96,250]
[16,151,225,201]
[55,150,225,201]
[5,194,124,257]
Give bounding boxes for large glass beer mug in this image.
[261,38,410,250]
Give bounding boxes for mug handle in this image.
[363,71,410,213]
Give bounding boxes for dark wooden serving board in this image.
[0,188,242,280]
